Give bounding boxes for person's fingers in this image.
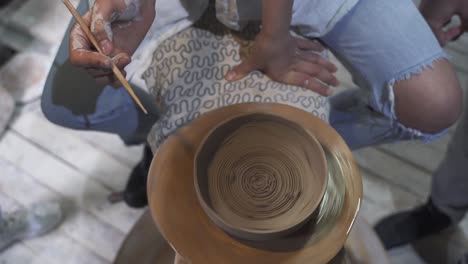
[295,51,337,73]
[95,70,127,87]
[434,18,463,46]
[95,74,113,85]
[111,52,132,70]
[433,29,447,46]
[86,67,113,77]
[70,12,92,50]
[443,25,464,43]
[290,61,339,87]
[70,49,112,69]
[294,37,325,52]
[90,0,117,55]
[111,80,123,87]
[111,69,127,87]
[70,16,113,72]
[225,59,259,81]
[83,52,130,80]
[424,23,449,46]
[284,71,333,96]
[69,10,115,70]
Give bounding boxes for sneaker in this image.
[0,201,63,252]
[123,145,153,208]
[374,199,453,250]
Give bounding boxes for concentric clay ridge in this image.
[195,113,328,240]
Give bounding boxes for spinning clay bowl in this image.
[194,113,328,241]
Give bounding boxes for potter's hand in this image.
[225,32,339,96]
[69,0,155,86]
[420,0,468,46]
[174,254,191,264]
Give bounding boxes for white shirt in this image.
[126,0,358,90]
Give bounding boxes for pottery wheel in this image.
[148,103,363,264]
[113,212,390,264]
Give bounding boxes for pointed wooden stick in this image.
[62,0,148,114]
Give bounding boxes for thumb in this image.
[225,60,258,81]
[90,0,115,55]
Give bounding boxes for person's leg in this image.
[321,0,462,150]
[41,60,158,207]
[375,90,468,249]
[0,202,62,252]
[41,60,158,146]
[431,99,468,223]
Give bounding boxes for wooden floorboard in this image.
[0,244,36,264]
[63,125,144,169]
[0,192,109,264]
[377,141,445,174]
[10,110,133,192]
[0,131,143,235]
[354,148,432,199]
[360,170,422,224]
[1,101,143,263]
[0,157,125,261]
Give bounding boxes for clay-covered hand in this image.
[420,0,468,46]
[225,32,339,96]
[69,0,155,86]
[174,253,191,264]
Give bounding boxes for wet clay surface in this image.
[196,114,327,241]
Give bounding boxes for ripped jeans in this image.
[322,0,448,149]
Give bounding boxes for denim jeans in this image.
[322,0,448,150]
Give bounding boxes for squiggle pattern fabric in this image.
[143,25,330,151]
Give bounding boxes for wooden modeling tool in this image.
[62,0,148,114]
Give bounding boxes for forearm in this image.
[261,0,293,37]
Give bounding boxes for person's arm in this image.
[225,0,339,96]
[69,0,156,86]
[420,0,468,46]
[261,0,293,37]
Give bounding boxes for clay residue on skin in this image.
[70,23,87,50]
[91,0,142,34]
[91,2,113,40]
[114,20,133,29]
[119,0,142,20]
[71,36,85,50]
[110,11,120,22]
[111,53,129,65]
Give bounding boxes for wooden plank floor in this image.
[0,102,144,264]
[1,1,468,263]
